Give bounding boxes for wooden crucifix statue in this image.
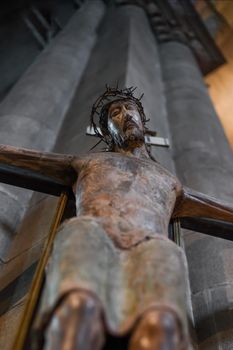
[1,87,233,350]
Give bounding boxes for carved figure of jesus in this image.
[0,88,233,350]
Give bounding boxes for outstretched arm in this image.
[173,187,233,240]
[173,187,233,222]
[0,144,78,196]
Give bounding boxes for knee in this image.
[42,291,105,350]
[53,290,103,323]
[129,309,184,350]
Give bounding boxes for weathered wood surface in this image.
[180,217,233,241]
[0,96,233,348]
[174,186,233,223]
[128,308,185,350]
[0,144,233,341]
[72,152,181,249]
[1,145,233,224]
[0,145,77,196]
[41,291,105,350]
[36,217,188,345]
[0,145,233,240]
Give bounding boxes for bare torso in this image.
[39,152,187,338]
[72,152,182,248]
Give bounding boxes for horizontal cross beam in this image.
[0,164,71,197]
[180,217,233,241]
[86,126,170,147]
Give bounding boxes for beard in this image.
[124,126,144,145]
[110,123,144,149]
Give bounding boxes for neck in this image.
[112,143,150,159]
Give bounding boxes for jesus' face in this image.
[107,99,144,149]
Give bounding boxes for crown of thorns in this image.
[90,86,149,141]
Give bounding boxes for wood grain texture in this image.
[37,217,188,337]
[40,291,105,350]
[1,139,233,348]
[129,309,186,350]
[72,152,181,249]
[0,144,78,195]
[180,217,233,241]
[174,186,233,223]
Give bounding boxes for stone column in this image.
[0,0,105,288]
[160,41,233,348]
[55,4,175,172]
[0,2,105,349]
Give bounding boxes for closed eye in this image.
[111,110,120,117]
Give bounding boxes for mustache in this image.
[123,119,138,133]
[107,115,143,148]
[109,124,144,148]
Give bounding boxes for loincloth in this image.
[36,216,189,340]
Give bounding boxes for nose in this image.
[121,105,129,115]
[121,106,132,121]
[113,106,130,123]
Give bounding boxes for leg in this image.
[43,290,105,350]
[128,309,184,350]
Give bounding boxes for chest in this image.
[75,153,179,212]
